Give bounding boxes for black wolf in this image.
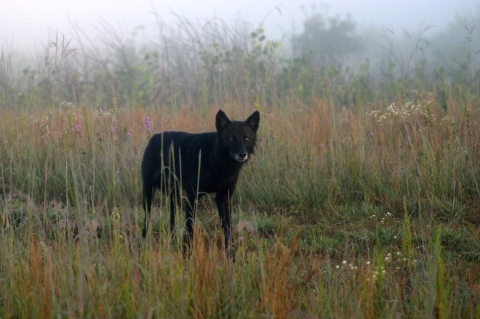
[141,109,260,259]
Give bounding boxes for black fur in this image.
[141,109,260,259]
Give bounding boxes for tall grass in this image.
[0,97,479,317]
[1,14,480,318]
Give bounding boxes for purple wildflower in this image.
[144,117,152,133]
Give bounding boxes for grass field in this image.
[0,95,479,318]
[1,13,480,316]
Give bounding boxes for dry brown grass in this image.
[0,97,479,317]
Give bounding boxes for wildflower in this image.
[74,122,81,133]
[144,117,152,134]
[259,138,264,148]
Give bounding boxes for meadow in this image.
[1,19,480,318]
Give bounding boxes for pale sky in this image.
[1,0,479,54]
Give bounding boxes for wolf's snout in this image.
[234,153,248,162]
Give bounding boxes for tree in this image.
[293,9,364,65]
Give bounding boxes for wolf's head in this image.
[215,109,260,162]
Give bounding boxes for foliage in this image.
[1,10,480,318]
[293,7,364,65]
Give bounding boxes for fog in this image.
[2,0,480,110]
[1,0,478,53]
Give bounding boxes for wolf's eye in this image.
[244,136,249,141]
[229,137,234,142]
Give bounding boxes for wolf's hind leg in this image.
[142,186,155,238]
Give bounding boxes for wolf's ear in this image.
[216,109,231,133]
[246,111,260,133]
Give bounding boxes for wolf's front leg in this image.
[216,189,235,260]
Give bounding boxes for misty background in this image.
[2,0,480,109]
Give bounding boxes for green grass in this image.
[1,16,480,316]
[0,98,479,318]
